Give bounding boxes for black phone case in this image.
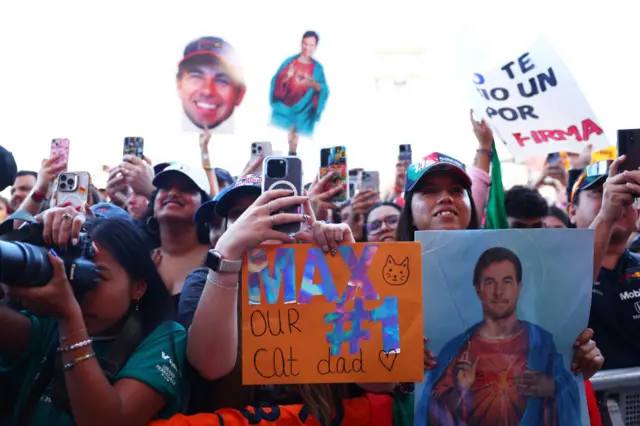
[262,157,303,235]
[618,129,640,173]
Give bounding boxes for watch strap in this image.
[210,250,242,273]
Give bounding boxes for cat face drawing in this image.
[383,255,410,286]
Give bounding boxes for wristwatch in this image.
[206,249,242,273]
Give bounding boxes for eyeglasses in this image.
[570,160,612,203]
[367,215,399,234]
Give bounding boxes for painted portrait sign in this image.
[415,229,593,425]
[269,31,329,137]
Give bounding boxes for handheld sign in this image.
[472,38,609,160]
[242,242,424,385]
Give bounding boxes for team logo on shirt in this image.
[619,289,640,300]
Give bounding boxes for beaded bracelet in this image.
[207,277,239,291]
[58,339,93,353]
[64,353,96,371]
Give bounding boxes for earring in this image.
[135,298,140,312]
[146,217,159,234]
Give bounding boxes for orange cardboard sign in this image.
[241,242,424,385]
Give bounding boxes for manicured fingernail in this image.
[71,238,79,246]
[62,202,72,207]
[322,245,329,253]
[303,215,311,221]
[331,248,337,256]
[75,206,81,212]
[50,249,58,257]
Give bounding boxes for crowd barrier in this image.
[591,368,640,425]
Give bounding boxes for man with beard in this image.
[568,158,640,369]
[10,171,37,211]
[270,31,329,136]
[177,36,246,132]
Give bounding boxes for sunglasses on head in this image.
[570,160,612,203]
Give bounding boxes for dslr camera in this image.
[0,222,100,302]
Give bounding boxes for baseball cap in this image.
[405,152,472,193]
[215,167,234,186]
[214,173,262,218]
[570,160,611,203]
[91,202,132,221]
[179,36,243,84]
[0,146,17,192]
[153,163,210,194]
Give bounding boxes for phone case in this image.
[618,129,640,173]
[399,144,412,162]
[53,172,92,209]
[251,142,273,173]
[262,156,303,235]
[123,137,144,158]
[361,171,380,193]
[50,138,70,168]
[319,146,348,202]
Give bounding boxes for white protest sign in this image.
[472,38,610,160]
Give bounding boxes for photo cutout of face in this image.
[177,36,246,133]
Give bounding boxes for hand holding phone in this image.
[262,156,303,235]
[617,129,640,173]
[319,147,348,202]
[399,144,412,163]
[53,172,92,209]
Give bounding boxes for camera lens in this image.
[67,178,74,185]
[321,150,330,167]
[257,146,263,152]
[252,149,257,154]
[0,241,53,287]
[60,183,67,189]
[266,159,287,179]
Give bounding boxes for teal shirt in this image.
[0,315,188,426]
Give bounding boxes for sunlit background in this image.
[1,0,638,197]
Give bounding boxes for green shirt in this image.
[0,315,188,426]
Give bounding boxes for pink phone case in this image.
[50,138,70,168]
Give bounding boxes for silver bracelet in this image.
[207,276,239,291]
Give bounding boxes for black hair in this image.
[362,202,401,242]
[473,247,523,288]
[140,188,211,248]
[396,188,479,242]
[87,218,175,335]
[547,205,569,227]
[16,170,37,179]
[504,186,548,220]
[302,31,319,44]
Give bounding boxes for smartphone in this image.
[123,137,144,159]
[319,146,348,202]
[546,152,561,166]
[399,144,412,162]
[360,171,380,193]
[262,156,303,235]
[53,171,92,209]
[50,138,70,169]
[348,169,361,198]
[618,129,640,173]
[251,142,273,173]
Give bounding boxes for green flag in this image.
[484,140,509,229]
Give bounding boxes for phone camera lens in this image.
[60,183,67,189]
[257,146,263,152]
[67,178,74,185]
[252,149,257,154]
[266,159,287,179]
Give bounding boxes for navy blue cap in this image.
[91,202,131,221]
[0,146,17,192]
[214,173,262,218]
[215,167,234,186]
[179,37,243,83]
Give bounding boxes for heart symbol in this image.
[378,350,398,372]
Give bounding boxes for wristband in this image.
[394,186,403,194]
[288,150,297,156]
[64,353,96,371]
[31,189,46,202]
[476,148,493,159]
[58,339,93,353]
[201,153,210,160]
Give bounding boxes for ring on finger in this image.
[61,213,73,221]
[270,215,276,227]
[267,202,274,213]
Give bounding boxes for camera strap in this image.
[0,210,38,241]
[18,313,144,424]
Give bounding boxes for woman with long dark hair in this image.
[362,202,402,243]
[0,214,187,426]
[141,163,211,308]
